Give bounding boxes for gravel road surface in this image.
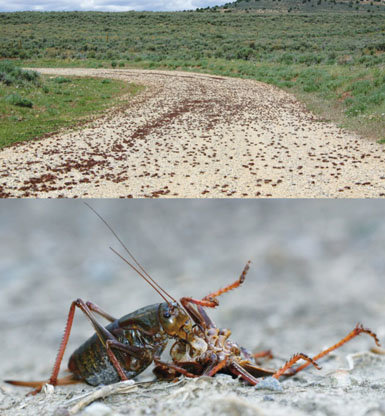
[0,68,384,198]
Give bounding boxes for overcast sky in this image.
[0,0,227,12]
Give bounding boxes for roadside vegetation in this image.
[0,61,143,148]
[0,10,384,141]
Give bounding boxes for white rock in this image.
[83,402,119,416]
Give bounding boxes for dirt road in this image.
[1,68,384,198]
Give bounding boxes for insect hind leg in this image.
[85,301,117,322]
[47,299,80,390]
[48,299,122,392]
[5,299,92,395]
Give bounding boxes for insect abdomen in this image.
[68,321,150,386]
[68,333,119,386]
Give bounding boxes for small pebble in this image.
[328,370,351,387]
[42,383,55,395]
[83,402,117,416]
[263,395,274,401]
[255,377,283,392]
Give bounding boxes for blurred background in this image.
[1,200,385,381]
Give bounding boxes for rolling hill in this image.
[208,0,385,13]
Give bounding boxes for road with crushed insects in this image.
[1,68,384,198]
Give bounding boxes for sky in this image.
[0,0,227,12]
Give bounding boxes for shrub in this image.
[366,92,385,106]
[0,72,15,85]
[352,80,372,96]
[345,101,367,116]
[0,60,41,86]
[5,93,33,108]
[53,77,72,84]
[278,53,295,64]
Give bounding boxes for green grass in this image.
[0,64,144,148]
[1,10,384,141]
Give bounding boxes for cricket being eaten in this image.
[5,205,381,395]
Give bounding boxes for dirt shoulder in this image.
[0,68,384,198]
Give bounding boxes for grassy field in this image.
[0,10,384,142]
[0,61,143,148]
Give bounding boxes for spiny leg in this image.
[49,299,139,392]
[180,261,251,319]
[181,297,218,309]
[202,260,250,302]
[48,299,81,390]
[273,353,321,379]
[287,323,380,376]
[10,299,85,395]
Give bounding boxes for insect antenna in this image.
[110,247,171,305]
[84,202,177,303]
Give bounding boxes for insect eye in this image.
[163,311,171,319]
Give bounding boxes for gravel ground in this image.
[0,68,385,198]
[1,199,385,415]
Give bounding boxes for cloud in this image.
[0,0,226,12]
